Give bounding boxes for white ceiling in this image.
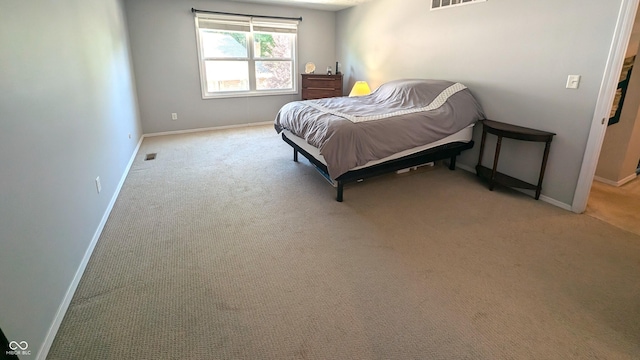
[227,0,372,12]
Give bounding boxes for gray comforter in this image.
[274,79,485,179]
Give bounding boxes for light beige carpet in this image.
[587,177,640,236]
[48,125,640,359]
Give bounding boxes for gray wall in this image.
[337,0,623,205]
[0,0,141,357]
[124,0,337,134]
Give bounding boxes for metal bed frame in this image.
[282,133,474,202]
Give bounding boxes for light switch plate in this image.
[566,75,581,89]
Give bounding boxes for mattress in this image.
[282,123,474,172]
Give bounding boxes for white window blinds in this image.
[195,14,298,33]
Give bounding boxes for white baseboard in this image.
[540,194,572,211]
[37,136,144,360]
[593,173,637,187]
[454,163,572,211]
[143,121,273,138]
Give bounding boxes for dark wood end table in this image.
[475,119,555,200]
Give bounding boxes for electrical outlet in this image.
[95,176,101,194]
[171,113,178,121]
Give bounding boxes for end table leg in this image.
[535,140,552,200]
[476,129,488,176]
[490,136,502,191]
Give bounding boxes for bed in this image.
[274,79,485,201]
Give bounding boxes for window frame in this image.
[194,14,298,99]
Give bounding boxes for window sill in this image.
[202,89,298,100]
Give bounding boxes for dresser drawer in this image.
[303,88,343,100]
[302,76,342,90]
[301,74,343,100]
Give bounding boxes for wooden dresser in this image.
[301,74,343,100]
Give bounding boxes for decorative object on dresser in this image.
[349,81,372,97]
[304,62,316,74]
[301,73,343,100]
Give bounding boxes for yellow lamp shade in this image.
[349,81,371,97]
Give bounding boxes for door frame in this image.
[572,0,640,213]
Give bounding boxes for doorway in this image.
[584,1,640,236]
[573,0,640,214]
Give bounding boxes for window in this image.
[431,0,486,10]
[194,14,298,98]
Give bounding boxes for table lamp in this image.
[349,81,371,97]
